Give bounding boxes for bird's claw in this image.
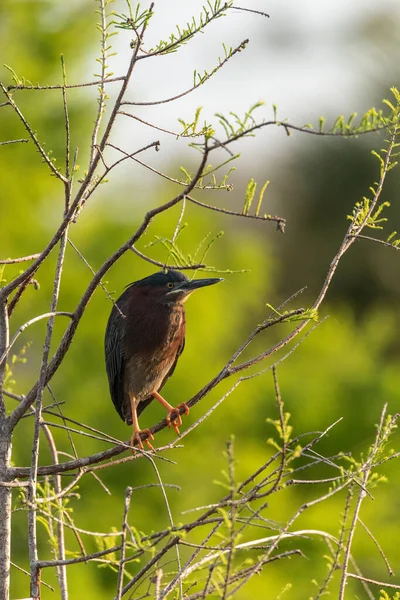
[166,403,190,436]
[130,429,155,453]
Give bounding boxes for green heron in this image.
[105,269,222,451]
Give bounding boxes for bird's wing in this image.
[105,302,126,422]
[137,336,186,417]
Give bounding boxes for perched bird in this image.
[105,269,222,450]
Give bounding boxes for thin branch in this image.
[347,573,400,590]
[0,253,41,264]
[90,0,108,166]
[60,54,70,188]
[0,82,67,182]
[120,538,180,597]
[0,311,74,367]
[115,487,133,600]
[353,233,400,251]
[41,424,69,599]
[187,194,286,227]
[118,111,205,138]
[0,138,29,146]
[231,6,269,17]
[130,245,205,271]
[136,2,236,60]
[37,545,121,568]
[7,272,39,317]
[208,119,388,151]
[122,39,248,106]
[0,299,9,419]
[28,230,70,599]
[7,76,125,91]
[358,517,394,576]
[338,405,393,599]
[87,140,160,196]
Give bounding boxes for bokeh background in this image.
[1,0,400,598]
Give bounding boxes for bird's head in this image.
[132,270,223,305]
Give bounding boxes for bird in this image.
[105,269,222,451]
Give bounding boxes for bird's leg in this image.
[152,391,189,435]
[129,394,154,452]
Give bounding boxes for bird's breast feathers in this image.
[123,304,185,400]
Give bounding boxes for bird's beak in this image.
[167,277,223,297]
[180,277,223,291]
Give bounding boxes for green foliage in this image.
[148,1,233,55]
[115,1,233,55]
[348,198,390,230]
[113,1,153,32]
[178,106,214,139]
[189,39,249,91]
[242,177,272,218]
[380,592,400,600]
[3,342,31,391]
[265,303,319,323]
[216,101,265,140]
[179,154,237,190]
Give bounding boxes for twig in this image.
[0,254,40,264]
[231,6,269,17]
[115,487,133,600]
[37,545,121,568]
[347,573,400,590]
[187,194,286,227]
[0,299,9,419]
[28,229,70,599]
[121,40,249,107]
[41,424,69,599]
[353,233,400,251]
[0,311,73,367]
[0,82,67,182]
[358,517,394,575]
[338,405,394,599]
[130,245,205,271]
[146,454,183,600]
[7,76,125,91]
[90,0,108,167]
[0,138,29,145]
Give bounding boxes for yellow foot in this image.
[130,429,155,452]
[166,403,190,435]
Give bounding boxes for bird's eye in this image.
[167,282,174,289]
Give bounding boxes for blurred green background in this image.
[1,1,400,598]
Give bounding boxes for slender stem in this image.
[41,424,69,599]
[0,424,12,600]
[0,254,40,264]
[28,231,69,599]
[90,0,107,166]
[115,487,132,600]
[338,406,391,600]
[0,82,67,183]
[0,299,9,419]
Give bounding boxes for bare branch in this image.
[187,194,286,228]
[0,138,29,146]
[122,39,249,106]
[0,253,41,264]
[0,83,68,182]
[347,573,400,590]
[7,76,125,91]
